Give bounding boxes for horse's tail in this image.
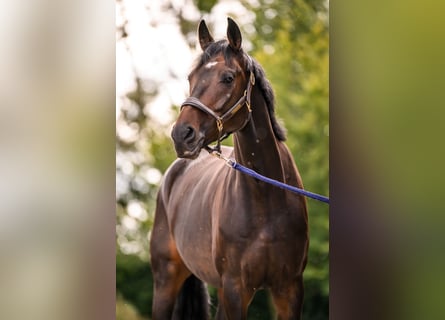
[172,274,210,320]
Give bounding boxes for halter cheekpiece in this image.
[180,62,255,154]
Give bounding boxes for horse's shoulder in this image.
[278,143,296,168]
[158,158,189,201]
[278,142,305,187]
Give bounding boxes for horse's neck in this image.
[233,87,284,182]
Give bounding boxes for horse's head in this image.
[171,18,254,159]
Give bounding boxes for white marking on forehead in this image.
[205,61,219,69]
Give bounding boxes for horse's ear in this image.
[227,17,242,51]
[198,20,214,51]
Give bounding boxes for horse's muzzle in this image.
[171,123,204,159]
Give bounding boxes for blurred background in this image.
[1,0,443,319]
[116,0,329,319]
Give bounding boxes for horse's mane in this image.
[194,40,287,141]
[249,57,287,141]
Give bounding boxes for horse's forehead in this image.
[204,60,220,69]
[198,54,240,73]
[202,55,226,71]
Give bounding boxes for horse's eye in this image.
[221,74,234,84]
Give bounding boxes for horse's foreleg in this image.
[217,277,254,320]
[214,288,225,320]
[270,275,304,320]
[150,196,189,319]
[152,240,192,319]
[152,269,186,320]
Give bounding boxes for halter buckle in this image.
[246,99,252,113]
[216,118,223,133]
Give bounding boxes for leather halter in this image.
[180,68,255,153]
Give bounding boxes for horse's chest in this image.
[214,223,302,288]
[218,196,298,239]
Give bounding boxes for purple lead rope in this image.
[210,151,330,204]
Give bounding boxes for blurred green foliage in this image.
[195,0,218,13]
[117,294,148,320]
[116,252,153,318]
[117,0,328,319]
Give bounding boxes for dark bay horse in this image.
[150,18,308,320]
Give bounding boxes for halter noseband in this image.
[180,68,255,154]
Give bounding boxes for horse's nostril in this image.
[183,126,195,142]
